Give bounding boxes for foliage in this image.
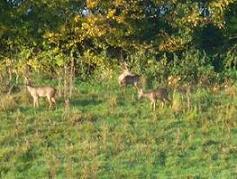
[172,50,218,83]
[1,0,237,80]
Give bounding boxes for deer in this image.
[138,87,171,111]
[118,62,140,87]
[119,74,140,87]
[24,77,57,108]
[167,75,195,110]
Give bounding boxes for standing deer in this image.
[25,77,57,108]
[138,87,171,111]
[120,74,140,87]
[118,62,140,87]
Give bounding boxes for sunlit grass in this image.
[0,79,237,178]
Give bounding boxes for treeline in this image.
[0,0,237,84]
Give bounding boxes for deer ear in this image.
[24,76,29,85]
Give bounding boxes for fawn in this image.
[25,77,56,108]
[138,88,170,111]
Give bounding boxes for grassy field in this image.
[0,78,237,178]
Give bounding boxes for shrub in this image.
[172,49,218,84]
[128,50,171,87]
[126,49,220,87]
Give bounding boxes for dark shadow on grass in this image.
[17,98,103,113]
[71,98,103,107]
[203,140,219,146]
[17,106,30,113]
[18,106,55,114]
[17,101,59,113]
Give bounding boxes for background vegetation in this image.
[0,0,237,178]
[1,0,237,82]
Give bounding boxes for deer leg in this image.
[33,97,38,108]
[47,96,52,108]
[51,97,56,105]
[36,97,39,108]
[51,97,56,109]
[161,101,164,108]
[166,98,170,107]
[152,101,156,111]
[33,98,36,108]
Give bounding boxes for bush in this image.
[128,50,172,87]
[171,50,219,84]
[126,49,220,87]
[222,46,237,81]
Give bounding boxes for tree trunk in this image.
[69,57,75,98]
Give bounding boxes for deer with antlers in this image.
[118,62,140,87]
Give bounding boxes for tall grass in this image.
[0,79,237,178]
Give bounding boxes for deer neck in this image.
[143,93,150,98]
[26,85,34,91]
[140,90,148,98]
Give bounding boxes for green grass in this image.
[0,79,237,178]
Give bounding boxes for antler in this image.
[121,62,129,71]
[24,75,32,86]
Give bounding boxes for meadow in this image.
[1,0,237,178]
[0,75,237,178]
